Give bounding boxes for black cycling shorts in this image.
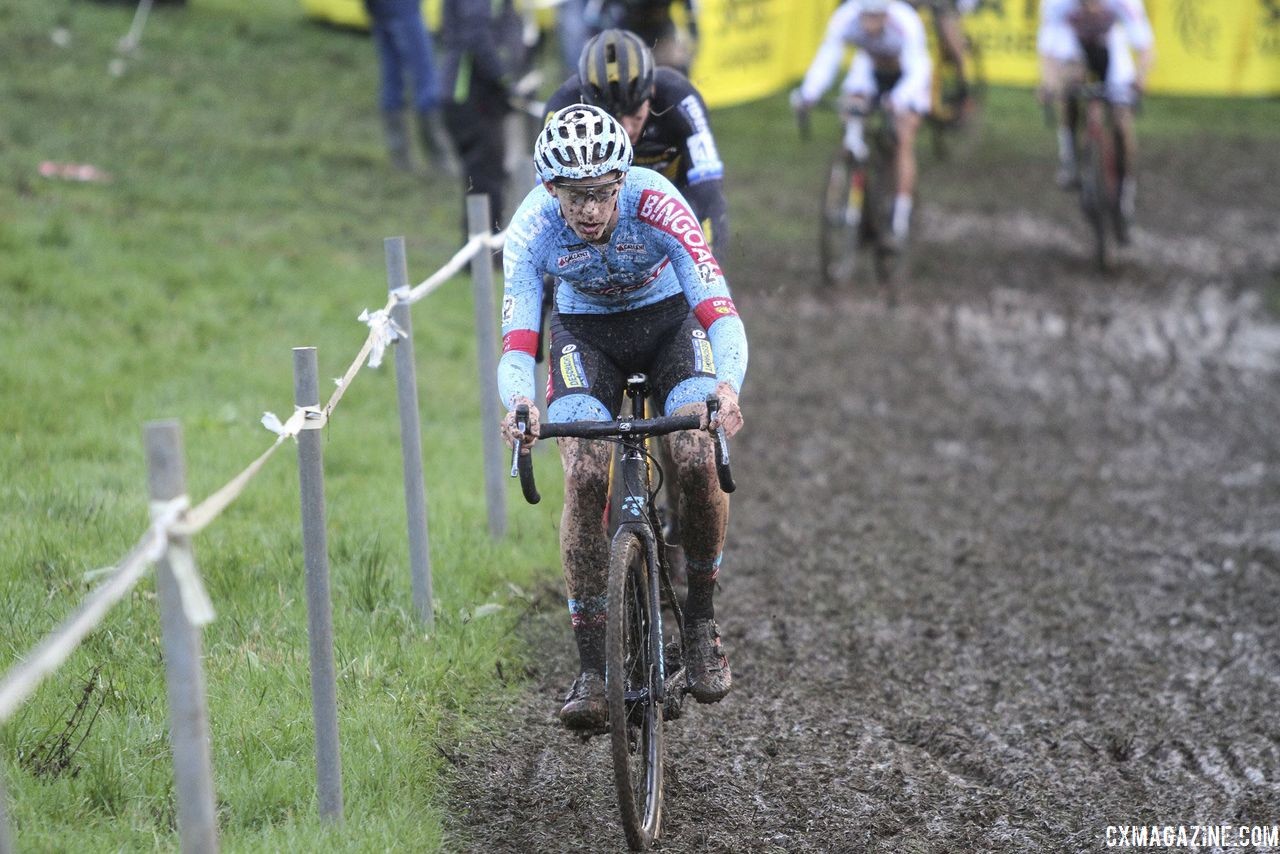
[546,294,717,419]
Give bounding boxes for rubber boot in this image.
[416,111,461,177]
[381,110,414,173]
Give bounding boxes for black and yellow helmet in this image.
[578,29,656,117]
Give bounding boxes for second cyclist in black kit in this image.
[544,28,729,253]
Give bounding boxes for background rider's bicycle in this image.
[800,99,907,295]
[1061,80,1136,272]
[512,377,735,852]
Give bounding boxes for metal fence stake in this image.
[466,194,506,540]
[292,347,345,822]
[0,767,13,854]
[384,237,435,626]
[144,420,219,854]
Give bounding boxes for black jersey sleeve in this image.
[654,69,730,252]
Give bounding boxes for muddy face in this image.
[551,172,624,244]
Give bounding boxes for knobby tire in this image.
[1080,129,1112,272]
[606,528,664,851]
[818,150,866,289]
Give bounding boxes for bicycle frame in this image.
[512,380,734,850]
[818,102,902,291]
[1068,81,1128,270]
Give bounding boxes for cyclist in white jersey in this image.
[1038,0,1155,213]
[792,0,932,248]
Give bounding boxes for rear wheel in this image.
[1079,129,1113,272]
[868,128,907,293]
[606,529,664,851]
[818,149,868,289]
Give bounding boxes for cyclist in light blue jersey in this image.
[498,104,747,731]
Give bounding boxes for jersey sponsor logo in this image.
[561,343,577,354]
[502,329,539,357]
[678,94,710,135]
[693,296,739,330]
[501,294,515,326]
[559,351,589,389]
[615,241,646,253]
[557,249,592,268]
[685,131,724,184]
[637,189,721,274]
[692,335,716,375]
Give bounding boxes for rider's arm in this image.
[799,3,858,104]
[497,196,549,409]
[1115,0,1155,81]
[634,177,747,393]
[890,5,932,109]
[672,84,730,253]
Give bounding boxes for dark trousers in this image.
[444,96,507,237]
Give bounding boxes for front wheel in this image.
[818,149,869,289]
[606,529,664,851]
[1079,133,1113,272]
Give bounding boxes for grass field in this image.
[0,2,566,850]
[2,1,1278,850]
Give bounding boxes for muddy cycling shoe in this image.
[685,619,732,704]
[559,670,607,731]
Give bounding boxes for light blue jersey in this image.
[498,167,747,410]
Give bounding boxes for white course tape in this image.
[358,307,405,369]
[0,496,189,725]
[403,229,507,306]
[150,499,215,627]
[261,405,326,439]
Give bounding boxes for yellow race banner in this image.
[691,0,1280,105]
[689,0,833,105]
[299,1,1280,102]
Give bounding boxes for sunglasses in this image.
[553,179,624,208]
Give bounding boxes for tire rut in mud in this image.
[445,144,1280,852]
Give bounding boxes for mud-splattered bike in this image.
[1066,80,1135,272]
[511,375,735,851]
[801,98,907,294]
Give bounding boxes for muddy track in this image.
[446,138,1280,851]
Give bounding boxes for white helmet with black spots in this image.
[859,0,891,12]
[534,103,634,183]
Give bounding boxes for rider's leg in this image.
[1042,56,1081,187]
[665,400,733,704]
[841,55,877,161]
[663,405,728,622]
[1113,104,1138,217]
[558,436,613,676]
[892,109,922,240]
[1106,48,1140,219]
